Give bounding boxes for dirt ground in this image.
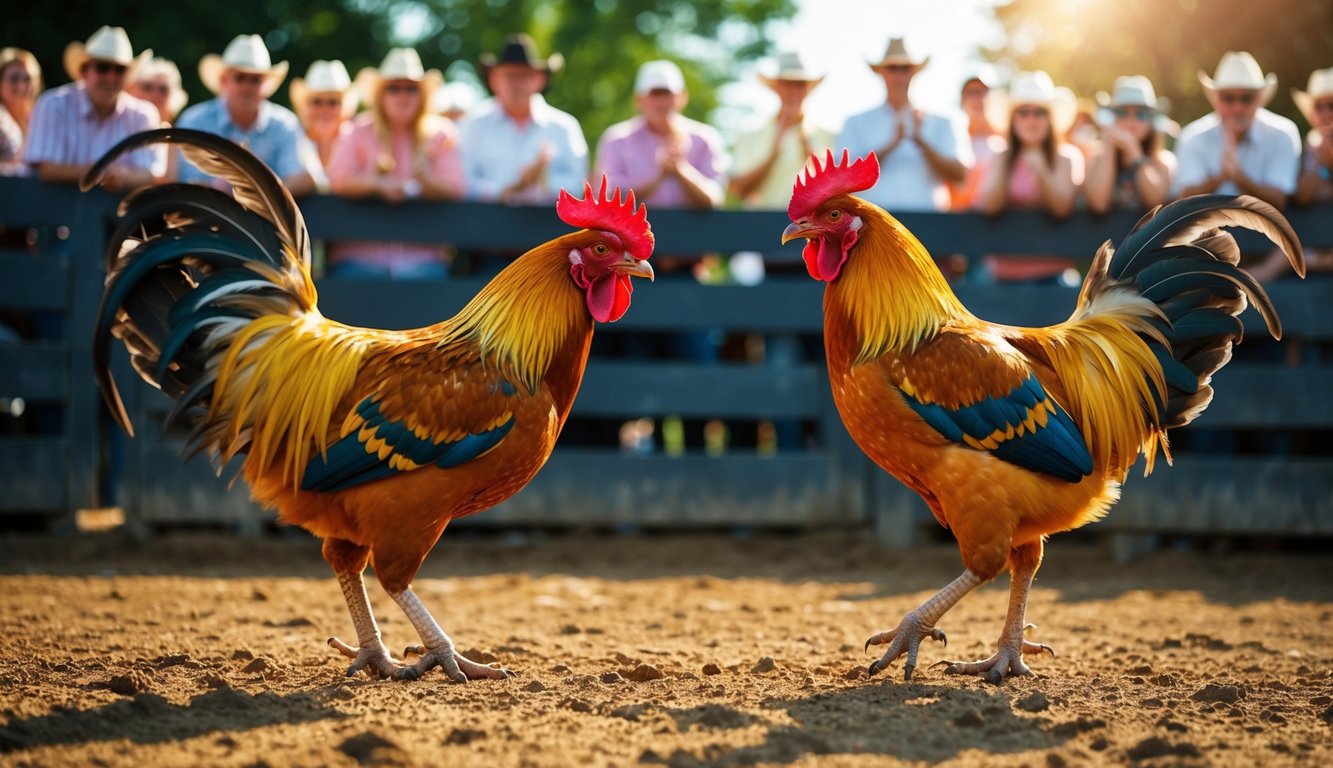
[0,528,1330,768]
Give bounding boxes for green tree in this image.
[3,0,795,146]
[989,0,1333,131]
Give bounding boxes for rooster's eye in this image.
[594,244,608,255]
[828,210,842,221]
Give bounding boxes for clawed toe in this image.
[327,636,406,679]
[864,621,947,680]
[395,647,513,682]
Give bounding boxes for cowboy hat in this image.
[354,48,442,109]
[130,57,188,120]
[1292,67,1333,126]
[290,60,358,122]
[1198,51,1277,106]
[1096,75,1178,136]
[199,34,289,97]
[869,37,928,71]
[634,59,685,95]
[480,34,563,74]
[63,26,151,83]
[759,50,823,90]
[986,70,1077,135]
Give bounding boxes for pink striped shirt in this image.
[326,114,465,274]
[24,82,163,173]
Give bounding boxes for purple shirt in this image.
[25,82,163,174]
[593,115,727,207]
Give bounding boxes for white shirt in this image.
[458,95,588,204]
[1173,108,1301,197]
[835,103,972,212]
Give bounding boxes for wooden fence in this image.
[1,176,1329,544]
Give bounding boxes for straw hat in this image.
[987,70,1078,135]
[1292,67,1333,125]
[290,60,358,121]
[869,37,928,71]
[62,26,151,83]
[131,57,188,119]
[199,34,289,97]
[759,50,822,90]
[354,48,442,108]
[1198,51,1277,106]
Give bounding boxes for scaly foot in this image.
[864,611,949,681]
[936,634,1055,684]
[328,636,407,679]
[397,644,513,682]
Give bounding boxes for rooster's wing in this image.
[888,328,1093,483]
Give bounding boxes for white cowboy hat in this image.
[290,60,358,121]
[986,70,1078,135]
[199,34,289,97]
[759,50,823,90]
[1292,67,1333,126]
[63,26,151,83]
[131,57,188,119]
[354,48,442,108]
[1198,51,1277,106]
[869,37,928,71]
[634,59,685,95]
[1096,75,1160,111]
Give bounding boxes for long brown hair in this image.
[1005,108,1058,171]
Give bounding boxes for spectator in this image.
[459,34,586,205]
[1174,51,1300,210]
[290,59,356,171]
[25,26,162,190]
[128,57,187,125]
[431,81,482,123]
[324,48,464,279]
[975,71,1084,285]
[595,59,727,209]
[1085,75,1176,214]
[177,34,320,196]
[729,50,833,209]
[837,36,970,212]
[950,67,1004,211]
[0,47,41,175]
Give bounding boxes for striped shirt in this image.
[24,82,163,173]
[176,97,313,185]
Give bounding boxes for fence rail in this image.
[1,176,1329,545]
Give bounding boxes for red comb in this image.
[788,149,881,220]
[557,177,654,261]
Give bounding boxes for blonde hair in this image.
[0,48,43,125]
[370,81,437,174]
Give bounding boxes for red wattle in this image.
[586,274,633,323]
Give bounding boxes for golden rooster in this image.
[87,129,655,681]
[781,150,1305,683]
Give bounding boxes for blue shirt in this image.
[836,104,971,212]
[458,95,588,204]
[1173,108,1301,197]
[175,97,315,184]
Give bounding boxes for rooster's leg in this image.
[326,568,408,679]
[865,569,983,680]
[389,587,512,682]
[939,541,1055,684]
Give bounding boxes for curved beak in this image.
[782,221,819,245]
[615,259,655,281]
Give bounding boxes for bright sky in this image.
[715,0,1007,139]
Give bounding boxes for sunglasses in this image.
[136,81,170,95]
[90,61,127,76]
[1218,92,1257,106]
[230,72,265,86]
[309,97,342,108]
[384,82,420,95]
[4,72,31,84]
[1314,100,1333,113]
[1013,106,1048,119]
[1113,107,1153,121]
[880,64,914,73]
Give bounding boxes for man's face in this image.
[774,79,813,110]
[81,59,127,107]
[488,64,544,110]
[1213,88,1261,133]
[222,69,266,111]
[1312,96,1333,132]
[637,87,682,124]
[876,63,916,96]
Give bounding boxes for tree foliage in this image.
[4,0,794,146]
[989,0,1333,131]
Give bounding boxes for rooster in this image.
[87,128,655,682]
[782,150,1305,683]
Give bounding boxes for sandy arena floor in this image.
[0,529,1330,767]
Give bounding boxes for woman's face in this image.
[1112,104,1153,142]
[129,76,171,121]
[1,60,34,107]
[380,79,422,127]
[1011,104,1050,146]
[302,90,345,131]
